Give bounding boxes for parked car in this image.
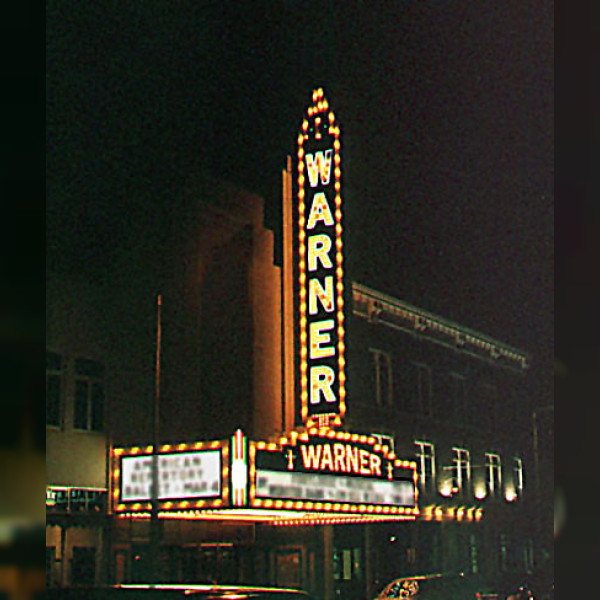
[476,586,532,600]
[477,571,553,600]
[47,584,317,600]
[372,572,482,599]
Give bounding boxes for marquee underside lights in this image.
[420,504,484,523]
[296,88,346,428]
[117,509,416,526]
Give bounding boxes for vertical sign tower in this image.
[295,88,346,429]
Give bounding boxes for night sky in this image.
[46,2,553,398]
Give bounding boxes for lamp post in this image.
[149,294,163,581]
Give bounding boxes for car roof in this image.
[119,585,309,592]
[47,585,312,599]
[377,573,474,597]
[384,572,465,583]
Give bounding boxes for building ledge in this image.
[352,282,528,370]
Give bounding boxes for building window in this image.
[46,351,62,427]
[514,456,524,493]
[451,447,471,493]
[333,547,362,582]
[478,383,498,432]
[449,372,466,425]
[415,363,432,416]
[373,433,395,454]
[369,348,393,407]
[485,453,502,495]
[74,358,105,431]
[415,441,436,493]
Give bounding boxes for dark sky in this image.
[47,1,553,396]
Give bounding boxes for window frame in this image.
[513,456,524,493]
[73,358,105,432]
[451,447,471,493]
[368,348,393,407]
[373,433,395,454]
[480,382,498,432]
[449,371,466,425]
[485,452,502,496]
[415,440,436,493]
[414,362,433,416]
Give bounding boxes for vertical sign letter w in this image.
[306,150,333,187]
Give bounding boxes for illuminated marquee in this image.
[112,430,419,524]
[121,451,221,501]
[249,429,419,517]
[296,88,346,428]
[112,440,228,513]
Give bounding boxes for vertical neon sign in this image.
[231,429,248,506]
[296,88,346,428]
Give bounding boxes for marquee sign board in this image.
[250,429,419,517]
[46,486,107,513]
[120,450,221,501]
[112,440,228,513]
[295,88,347,428]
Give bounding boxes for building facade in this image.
[46,185,536,597]
[46,172,284,588]
[46,275,111,587]
[46,90,543,599]
[345,283,535,590]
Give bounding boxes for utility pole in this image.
[149,294,163,581]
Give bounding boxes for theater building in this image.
[47,89,535,598]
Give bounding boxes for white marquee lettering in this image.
[310,366,336,404]
[299,442,383,476]
[333,444,346,472]
[307,192,335,230]
[320,444,334,470]
[310,320,335,359]
[309,276,334,315]
[308,234,333,271]
[305,150,333,187]
[300,444,322,470]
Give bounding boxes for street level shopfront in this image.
[110,428,419,600]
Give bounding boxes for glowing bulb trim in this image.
[297,89,346,428]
